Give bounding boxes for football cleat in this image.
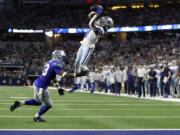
[33,116,46,122]
[10,101,21,112]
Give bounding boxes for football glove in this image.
[90,4,103,16]
[97,5,103,15]
[76,70,89,77]
[58,88,65,96]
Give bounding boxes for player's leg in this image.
[153,81,157,97]
[80,47,94,69]
[89,75,96,93]
[170,77,176,97]
[69,46,84,93]
[34,89,52,122]
[70,46,94,93]
[75,46,84,73]
[138,77,142,97]
[10,85,42,112]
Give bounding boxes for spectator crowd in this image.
[0,4,180,28]
[0,31,180,98]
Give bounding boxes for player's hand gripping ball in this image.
[90,4,103,11]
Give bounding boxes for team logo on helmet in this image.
[95,16,114,30]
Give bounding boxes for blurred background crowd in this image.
[0,3,180,28]
[0,0,180,98]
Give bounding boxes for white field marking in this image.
[0,97,136,100]
[0,108,180,111]
[47,86,180,103]
[3,86,180,103]
[1,129,180,131]
[92,91,180,103]
[0,103,178,105]
[1,115,180,118]
[0,99,155,102]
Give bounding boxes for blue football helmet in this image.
[52,50,68,64]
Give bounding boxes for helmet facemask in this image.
[52,50,68,64]
[95,16,114,31]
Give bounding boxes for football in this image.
[90,4,102,11]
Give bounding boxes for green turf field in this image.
[1,86,180,129]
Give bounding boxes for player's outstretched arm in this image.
[89,5,103,30]
[53,70,89,96]
[53,80,65,96]
[90,4,103,16]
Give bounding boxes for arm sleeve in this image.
[96,27,105,35]
[54,66,63,75]
[89,14,98,30]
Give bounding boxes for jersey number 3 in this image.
[42,64,50,76]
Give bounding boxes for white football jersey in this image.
[170,66,179,78]
[109,72,115,84]
[80,27,105,48]
[170,66,179,75]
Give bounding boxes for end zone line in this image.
[1,116,180,118]
[1,129,180,131]
[1,103,180,105]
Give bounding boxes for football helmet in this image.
[52,50,68,64]
[95,16,114,30]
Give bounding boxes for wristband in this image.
[97,6,102,15]
[62,72,67,77]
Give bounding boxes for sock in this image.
[38,105,51,116]
[25,99,42,106]
[34,113,40,118]
[90,82,96,93]
[69,84,79,93]
[78,84,81,89]
[19,101,25,106]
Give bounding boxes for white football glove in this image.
[37,88,43,101]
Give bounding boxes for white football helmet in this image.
[95,16,114,30]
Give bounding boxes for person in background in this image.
[132,65,138,95]
[170,60,179,97]
[144,65,150,96]
[156,64,162,96]
[123,66,128,93]
[109,66,116,94]
[114,66,123,95]
[148,65,157,97]
[137,64,147,97]
[104,66,111,93]
[126,66,134,95]
[94,68,102,92]
[99,67,106,93]
[160,61,171,98]
[174,69,180,97]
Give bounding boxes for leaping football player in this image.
[69,4,114,93]
[10,49,89,122]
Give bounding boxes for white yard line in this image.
[48,86,180,103]
[0,99,151,102]
[1,129,180,131]
[0,115,180,118]
[0,103,179,105]
[1,108,180,111]
[2,86,180,103]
